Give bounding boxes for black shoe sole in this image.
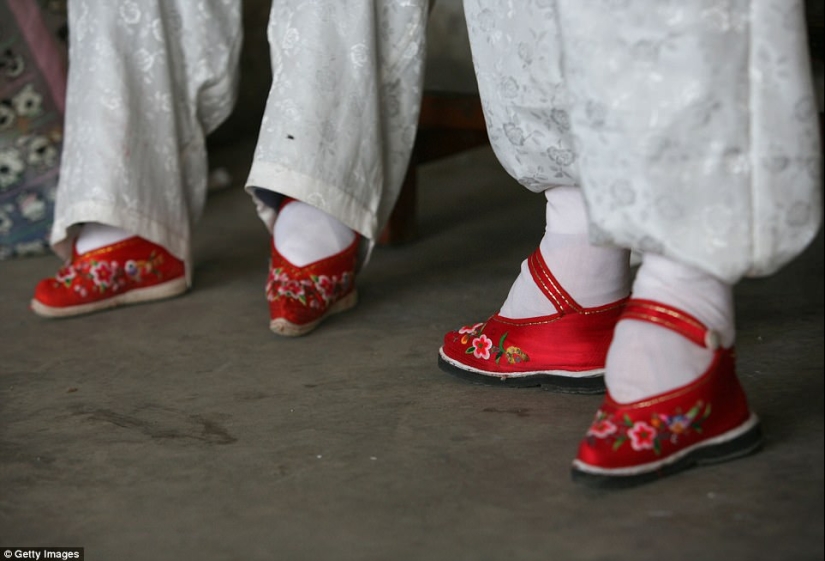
[571,421,764,489]
[438,354,606,395]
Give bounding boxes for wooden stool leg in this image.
[379,157,419,245]
[379,91,488,245]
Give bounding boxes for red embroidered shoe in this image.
[571,299,763,489]
[438,248,627,393]
[31,236,187,318]
[266,236,359,337]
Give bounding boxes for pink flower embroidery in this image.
[56,266,76,285]
[279,280,305,298]
[459,323,483,344]
[459,323,483,335]
[587,400,712,455]
[266,266,351,309]
[90,261,114,287]
[588,418,617,438]
[471,334,493,359]
[315,275,335,301]
[628,421,657,451]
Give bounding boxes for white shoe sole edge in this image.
[438,347,605,379]
[269,290,358,337]
[31,277,188,318]
[571,413,761,477]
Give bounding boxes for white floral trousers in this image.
[51,0,427,276]
[465,0,822,282]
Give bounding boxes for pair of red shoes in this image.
[439,248,763,488]
[33,236,762,487]
[31,234,359,336]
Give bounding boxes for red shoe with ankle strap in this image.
[266,236,359,337]
[571,299,763,488]
[31,236,187,318]
[438,248,627,393]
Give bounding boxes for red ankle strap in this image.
[527,248,582,315]
[279,196,296,211]
[620,298,719,349]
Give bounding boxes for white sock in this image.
[499,187,631,318]
[273,200,356,267]
[605,253,735,403]
[75,222,134,255]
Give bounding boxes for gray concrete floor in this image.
[1,142,823,561]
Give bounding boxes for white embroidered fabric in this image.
[51,0,427,278]
[464,0,822,282]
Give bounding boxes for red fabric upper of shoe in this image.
[575,346,753,470]
[266,236,358,326]
[575,298,754,470]
[33,237,185,308]
[440,247,628,374]
[441,301,626,374]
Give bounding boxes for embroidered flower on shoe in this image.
[90,260,116,288]
[504,346,529,365]
[628,421,657,451]
[50,252,165,298]
[587,418,618,439]
[459,323,484,335]
[462,328,530,365]
[267,267,353,311]
[586,401,713,455]
[55,266,77,286]
[459,322,484,344]
[315,275,336,300]
[470,334,493,360]
[664,414,692,435]
[124,260,140,278]
[278,277,308,302]
[312,272,353,305]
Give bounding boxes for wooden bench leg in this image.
[379,91,488,245]
[379,157,419,245]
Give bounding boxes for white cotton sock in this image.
[499,187,631,318]
[605,253,736,404]
[273,200,356,267]
[75,222,134,255]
